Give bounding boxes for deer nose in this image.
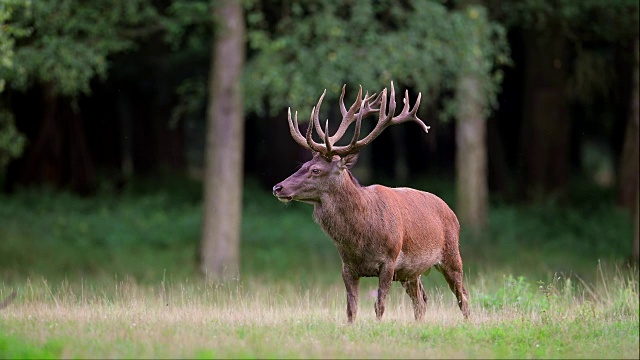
[272,184,283,196]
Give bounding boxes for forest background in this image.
[0,0,638,358]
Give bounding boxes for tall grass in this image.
[0,175,637,358]
[1,266,637,358]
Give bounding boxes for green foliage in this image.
[161,0,211,52]
[487,0,639,106]
[4,0,161,97]
[0,0,30,94]
[244,0,510,120]
[170,77,208,129]
[487,0,638,39]
[0,108,25,168]
[0,0,28,168]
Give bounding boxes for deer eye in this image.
[311,168,320,175]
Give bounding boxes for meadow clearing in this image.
[1,177,638,358]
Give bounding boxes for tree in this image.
[1,0,159,192]
[618,37,639,213]
[454,5,498,232]
[245,2,506,171]
[199,0,245,280]
[635,188,639,263]
[520,28,571,200]
[486,0,639,201]
[243,0,508,235]
[622,36,639,263]
[0,1,27,169]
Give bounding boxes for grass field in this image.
[1,176,638,358]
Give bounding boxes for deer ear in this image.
[340,153,359,169]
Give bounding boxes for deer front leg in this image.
[374,262,395,320]
[342,265,360,323]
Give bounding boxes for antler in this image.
[287,81,430,158]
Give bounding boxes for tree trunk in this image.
[117,91,134,178]
[454,2,489,233]
[634,189,639,263]
[620,36,639,263]
[199,0,245,280]
[618,36,639,212]
[20,83,61,186]
[19,83,95,194]
[519,30,570,201]
[456,75,488,233]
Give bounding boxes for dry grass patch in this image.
[1,271,638,359]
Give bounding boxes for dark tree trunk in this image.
[20,83,61,186]
[487,116,509,195]
[199,0,245,280]
[18,83,95,194]
[64,108,95,194]
[117,91,134,178]
[618,37,639,212]
[634,190,639,263]
[618,36,639,263]
[519,30,571,201]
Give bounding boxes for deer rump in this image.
[314,184,460,282]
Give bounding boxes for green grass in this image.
[0,270,637,358]
[0,175,638,358]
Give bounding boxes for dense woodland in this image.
[0,0,638,278]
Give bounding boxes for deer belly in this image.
[340,256,387,278]
[393,250,442,280]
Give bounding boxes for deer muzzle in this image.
[272,184,292,202]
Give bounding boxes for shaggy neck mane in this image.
[313,169,367,240]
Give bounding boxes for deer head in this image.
[273,82,430,203]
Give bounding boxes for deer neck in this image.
[313,170,365,238]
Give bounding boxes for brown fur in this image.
[274,153,469,322]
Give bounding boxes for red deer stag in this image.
[272,82,469,322]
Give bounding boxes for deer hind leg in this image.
[374,262,395,320]
[435,260,470,320]
[401,276,427,320]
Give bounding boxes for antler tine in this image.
[330,88,383,146]
[349,95,367,147]
[363,90,381,106]
[326,85,363,145]
[288,82,428,158]
[324,120,332,154]
[329,82,429,156]
[390,90,429,133]
[346,85,364,118]
[305,106,327,153]
[339,85,347,117]
[400,90,411,114]
[377,87,389,125]
[288,108,311,149]
[387,81,397,120]
[313,90,327,139]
